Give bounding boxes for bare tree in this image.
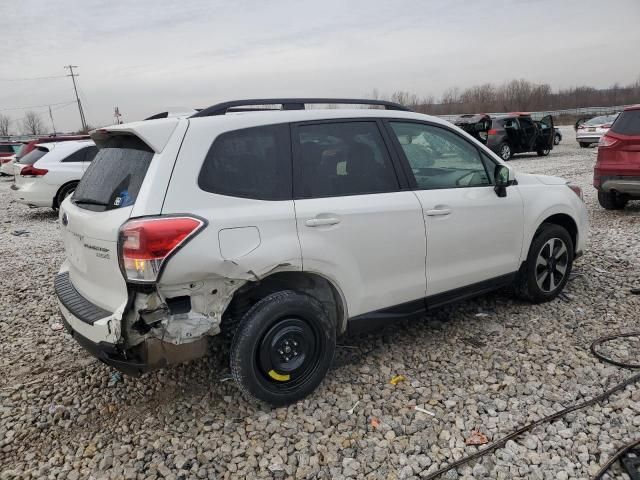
[22,111,44,135]
[0,114,10,136]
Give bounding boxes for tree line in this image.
[371,77,640,115]
[2,76,638,136]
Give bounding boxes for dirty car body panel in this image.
[56,106,587,382]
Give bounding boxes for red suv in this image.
[594,105,640,210]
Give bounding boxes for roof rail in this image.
[191,98,412,117]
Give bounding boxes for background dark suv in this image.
[455,113,555,160]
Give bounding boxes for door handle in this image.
[305,217,340,227]
[425,208,452,217]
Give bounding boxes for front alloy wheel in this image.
[513,223,574,303]
[535,238,569,293]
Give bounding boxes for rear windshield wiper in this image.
[72,197,108,206]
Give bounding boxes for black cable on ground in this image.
[421,332,640,480]
[590,332,640,369]
[592,438,640,480]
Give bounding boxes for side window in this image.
[389,122,491,190]
[198,124,292,200]
[480,152,497,184]
[295,121,398,198]
[62,147,87,163]
[84,146,98,162]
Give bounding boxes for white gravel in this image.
[1,127,639,480]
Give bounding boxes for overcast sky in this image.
[1,0,639,132]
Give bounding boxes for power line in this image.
[0,100,76,112]
[64,65,88,132]
[0,74,67,82]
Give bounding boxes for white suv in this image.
[11,140,97,209]
[55,99,588,405]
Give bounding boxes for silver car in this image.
[576,114,618,147]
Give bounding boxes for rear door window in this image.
[198,124,292,200]
[72,136,154,211]
[62,147,90,163]
[19,147,49,165]
[294,121,399,198]
[610,110,640,135]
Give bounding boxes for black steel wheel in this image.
[230,290,335,406]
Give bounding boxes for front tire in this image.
[536,148,550,156]
[598,191,627,210]
[230,290,336,406]
[579,142,590,148]
[514,224,574,303]
[498,143,512,161]
[554,134,561,145]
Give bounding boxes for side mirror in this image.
[494,165,511,197]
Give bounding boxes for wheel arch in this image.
[221,271,349,338]
[535,213,578,253]
[53,179,80,208]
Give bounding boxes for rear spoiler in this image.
[90,118,180,153]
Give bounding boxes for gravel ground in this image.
[1,126,639,480]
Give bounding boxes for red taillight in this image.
[598,135,619,148]
[577,125,585,130]
[119,216,205,282]
[487,129,497,135]
[601,124,612,129]
[20,165,48,177]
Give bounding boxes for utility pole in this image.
[48,105,57,134]
[64,65,88,132]
[114,106,123,124]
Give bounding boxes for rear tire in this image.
[536,148,550,156]
[598,191,627,210]
[554,134,561,145]
[230,290,335,406]
[55,182,79,210]
[514,224,574,303]
[498,143,512,161]
[579,142,590,148]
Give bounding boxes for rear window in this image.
[198,124,292,200]
[72,136,154,211]
[19,147,49,165]
[0,145,14,154]
[610,110,640,136]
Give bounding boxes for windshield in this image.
[18,147,49,165]
[72,135,154,211]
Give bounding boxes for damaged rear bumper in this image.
[60,315,151,376]
[55,271,210,375]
